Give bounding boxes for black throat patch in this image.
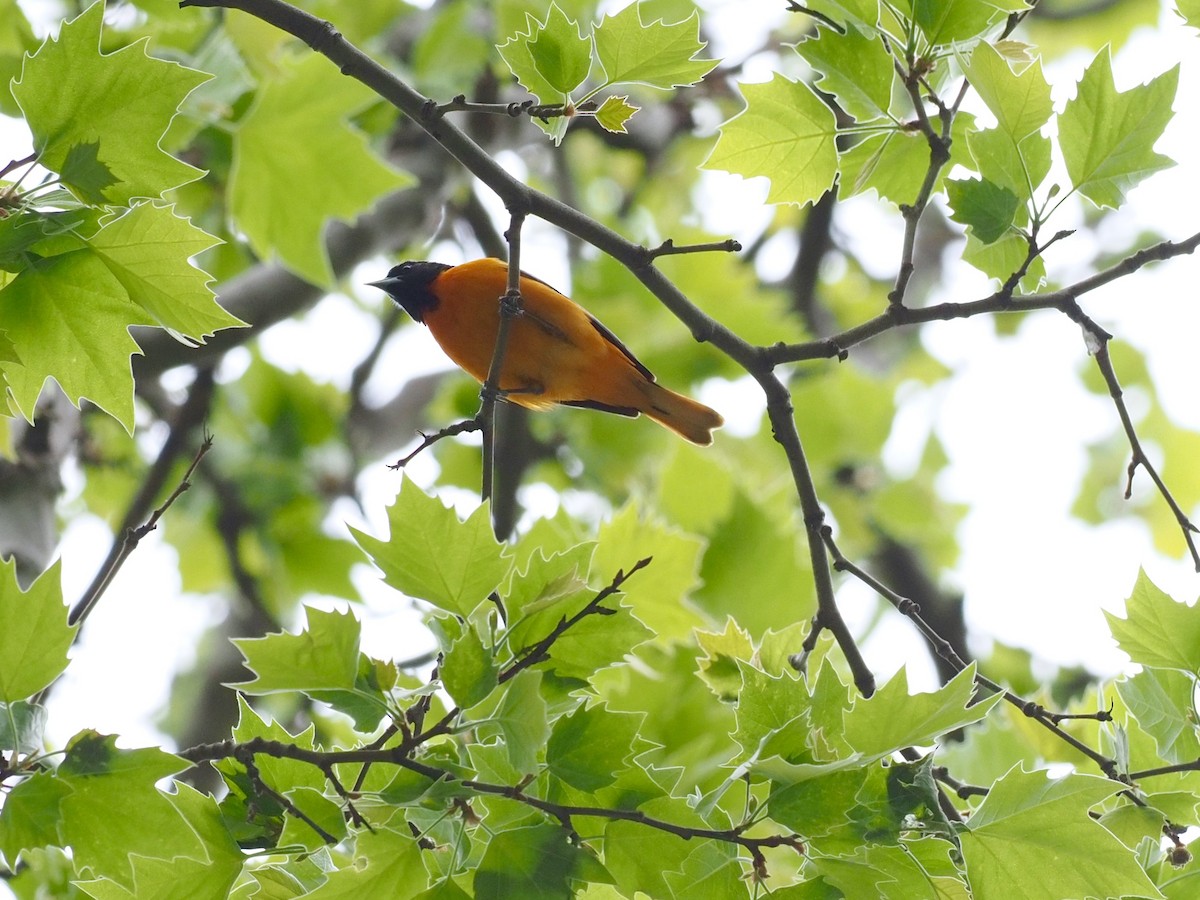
[372,261,452,323]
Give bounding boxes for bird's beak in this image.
[367,277,400,292]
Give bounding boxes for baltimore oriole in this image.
[369,258,723,445]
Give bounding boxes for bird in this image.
[369,258,723,445]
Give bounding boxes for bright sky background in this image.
[2,0,1199,760]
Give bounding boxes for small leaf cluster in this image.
[497,1,716,143]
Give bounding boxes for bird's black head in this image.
[367,260,452,323]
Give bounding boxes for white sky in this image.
[1,0,1198,753]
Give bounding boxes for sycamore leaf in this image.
[912,0,1027,47]
[0,558,73,702]
[796,24,894,122]
[966,127,1051,202]
[492,669,549,774]
[946,177,1019,243]
[442,623,499,709]
[1178,0,1200,30]
[11,1,208,203]
[843,666,1002,757]
[704,74,839,207]
[303,828,428,898]
[230,54,413,286]
[963,41,1052,141]
[232,606,361,694]
[0,203,238,430]
[1059,50,1177,209]
[351,476,509,617]
[475,823,612,900]
[960,767,1163,900]
[58,732,204,887]
[0,773,72,865]
[1117,668,1200,764]
[594,94,638,133]
[593,4,716,90]
[496,3,590,101]
[1105,569,1200,673]
[546,705,642,791]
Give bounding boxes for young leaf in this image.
[912,0,1027,47]
[496,3,590,101]
[966,127,1051,202]
[231,54,413,286]
[302,828,428,897]
[1105,569,1200,673]
[960,767,1162,900]
[704,74,839,207]
[58,732,204,887]
[963,41,1053,142]
[475,822,612,900]
[492,669,549,774]
[0,558,74,702]
[351,476,509,617]
[232,605,361,694]
[11,1,208,203]
[593,3,717,90]
[0,773,71,865]
[1117,668,1200,764]
[796,24,895,123]
[0,203,239,430]
[842,666,1002,757]
[1059,50,1178,209]
[546,704,642,791]
[442,623,500,709]
[594,94,638,133]
[946,177,1020,243]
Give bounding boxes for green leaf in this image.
[796,24,894,122]
[230,53,413,286]
[963,41,1053,141]
[233,605,361,693]
[843,666,1003,757]
[11,1,208,203]
[497,3,590,100]
[0,558,74,702]
[1059,50,1177,209]
[593,3,716,90]
[912,0,1026,47]
[1105,570,1200,673]
[1178,0,1200,30]
[546,704,642,791]
[305,828,428,898]
[530,3,592,93]
[443,622,500,709]
[0,204,238,430]
[960,766,1163,900]
[0,700,47,754]
[946,177,1019,243]
[352,476,509,617]
[704,74,839,207]
[493,669,549,774]
[1117,668,1200,765]
[592,504,706,639]
[475,822,612,900]
[75,785,244,900]
[58,732,204,886]
[814,842,963,899]
[966,126,1051,203]
[0,773,71,865]
[594,94,638,133]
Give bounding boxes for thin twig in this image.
[389,415,483,469]
[642,238,742,261]
[1090,341,1200,570]
[68,392,215,627]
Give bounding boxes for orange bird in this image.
[369,258,723,445]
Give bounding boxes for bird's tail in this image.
[637,380,724,445]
